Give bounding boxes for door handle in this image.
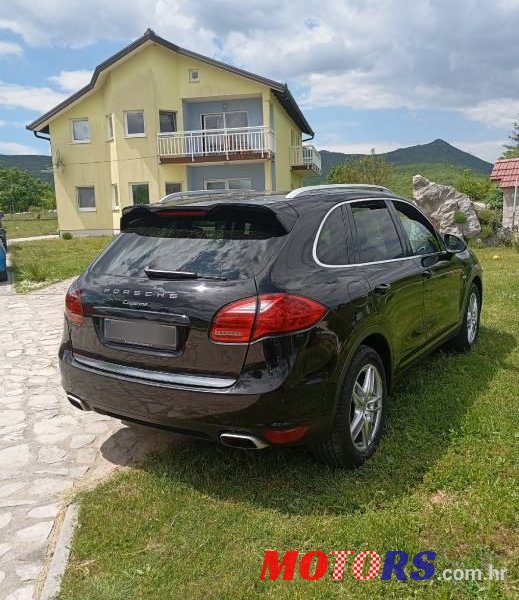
[374,283,391,295]
[422,269,433,279]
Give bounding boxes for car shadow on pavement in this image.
[99,325,515,517]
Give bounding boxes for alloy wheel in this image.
[466,291,479,344]
[350,363,383,451]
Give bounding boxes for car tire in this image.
[310,345,387,468]
[448,283,481,353]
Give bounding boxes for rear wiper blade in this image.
[144,267,227,281]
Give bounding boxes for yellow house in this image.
[27,29,321,235]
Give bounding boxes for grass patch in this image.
[3,212,58,238]
[59,248,519,599]
[10,236,112,292]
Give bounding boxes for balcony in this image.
[290,145,321,175]
[157,126,276,164]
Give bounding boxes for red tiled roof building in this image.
[490,158,519,229]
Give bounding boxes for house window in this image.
[130,182,150,205]
[189,68,199,83]
[76,186,96,211]
[159,111,177,133]
[71,118,90,143]
[204,178,252,191]
[112,184,119,211]
[201,111,248,130]
[124,110,145,137]
[165,182,182,195]
[106,114,114,140]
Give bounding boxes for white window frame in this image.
[124,110,146,138]
[129,182,150,205]
[204,178,252,191]
[71,118,90,144]
[111,183,119,211]
[76,186,96,212]
[189,68,200,83]
[106,114,114,141]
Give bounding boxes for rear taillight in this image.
[65,281,84,325]
[209,294,327,344]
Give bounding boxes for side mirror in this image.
[444,233,467,253]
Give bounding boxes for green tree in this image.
[0,167,55,213]
[501,119,519,159]
[327,149,393,186]
[456,169,494,202]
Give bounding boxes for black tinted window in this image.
[92,207,287,281]
[393,201,441,255]
[351,201,404,263]
[315,206,348,264]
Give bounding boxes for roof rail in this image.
[285,184,393,199]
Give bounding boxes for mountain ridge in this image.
[317,139,493,180]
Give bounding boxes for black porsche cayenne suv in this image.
[59,185,482,467]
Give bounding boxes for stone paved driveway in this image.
[0,278,171,599]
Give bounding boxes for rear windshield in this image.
[91,207,288,280]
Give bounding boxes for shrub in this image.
[456,170,493,202]
[62,232,73,240]
[453,210,467,225]
[484,186,504,209]
[480,225,493,240]
[478,208,495,225]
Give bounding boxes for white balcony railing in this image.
[290,145,322,175]
[157,126,276,160]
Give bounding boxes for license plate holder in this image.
[103,318,177,351]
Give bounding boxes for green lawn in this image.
[10,236,113,292]
[2,212,59,238]
[57,248,518,599]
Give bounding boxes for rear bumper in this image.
[59,348,335,446]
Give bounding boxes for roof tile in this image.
[490,158,519,188]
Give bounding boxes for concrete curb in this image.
[39,504,78,600]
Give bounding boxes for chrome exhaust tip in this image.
[66,393,91,412]
[220,433,269,450]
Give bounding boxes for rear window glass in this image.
[92,207,288,280]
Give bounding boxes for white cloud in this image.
[0,0,518,130]
[48,69,93,92]
[0,140,41,154]
[461,99,518,128]
[0,81,67,112]
[0,41,22,57]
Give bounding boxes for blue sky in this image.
[0,0,517,162]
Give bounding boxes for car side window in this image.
[315,205,349,265]
[350,201,404,263]
[393,201,441,256]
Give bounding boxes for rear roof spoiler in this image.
[120,200,298,233]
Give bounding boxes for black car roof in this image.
[120,189,409,229]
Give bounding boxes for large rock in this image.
[412,175,481,238]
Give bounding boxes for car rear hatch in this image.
[68,201,296,385]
